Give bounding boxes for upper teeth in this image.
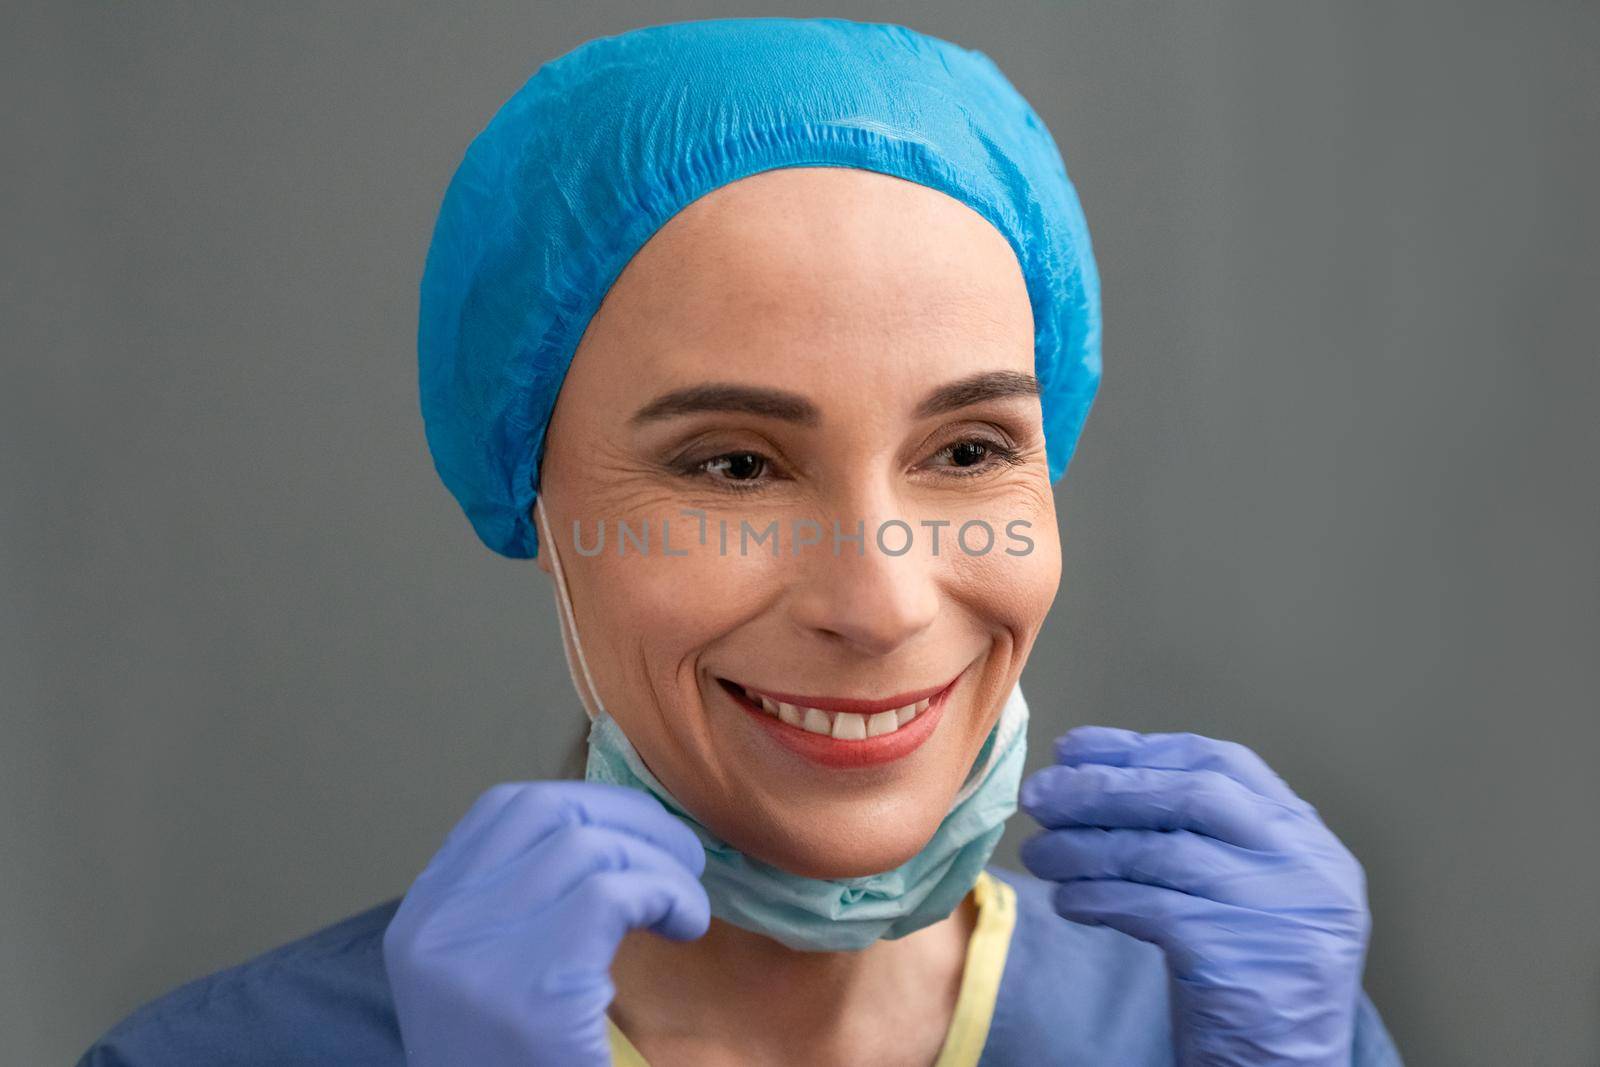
[744,687,932,739]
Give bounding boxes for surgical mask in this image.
[535,494,1029,952]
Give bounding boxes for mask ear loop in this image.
[950,681,1028,808]
[537,493,607,724]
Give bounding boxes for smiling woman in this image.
[78,15,1403,1067]
[529,165,1058,901]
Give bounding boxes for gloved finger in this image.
[431,781,531,867]
[586,866,711,942]
[1053,726,1308,809]
[452,822,706,918]
[1020,826,1324,910]
[1019,764,1304,851]
[538,867,713,993]
[427,781,707,884]
[1047,878,1226,977]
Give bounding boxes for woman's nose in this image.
[783,525,942,657]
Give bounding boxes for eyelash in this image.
[675,435,1026,492]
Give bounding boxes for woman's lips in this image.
[717,668,965,769]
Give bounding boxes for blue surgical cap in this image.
[418,16,1101,559]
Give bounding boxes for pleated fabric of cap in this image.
[418,15,1101,558]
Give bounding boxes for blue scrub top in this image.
[78,865,1404,1065]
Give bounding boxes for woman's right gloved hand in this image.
[381,780,711,1066]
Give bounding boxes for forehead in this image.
[569,167,1036,398]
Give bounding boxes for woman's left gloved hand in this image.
[1019,726,1371,1066]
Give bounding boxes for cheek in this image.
[579,541,787,792]
[584,543,780,677]
[940,492,1063,638]
[1009,518,1064,622]
[955,537,1061,644]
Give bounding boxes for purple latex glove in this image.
[382,781,710,1066]
[1019,727,1371,1066]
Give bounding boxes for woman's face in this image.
[535,167,1061,879]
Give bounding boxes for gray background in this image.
[4,2,1596,1064]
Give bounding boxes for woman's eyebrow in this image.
[913,370,1040,418]
[629,370,1039,427]
[630,384,822,426]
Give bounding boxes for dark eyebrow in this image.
[630,384,822,426]
[629,370,1040,427]
[913,370,1040,418]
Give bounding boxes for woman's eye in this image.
[695,451,769,485]
[949,441,990,467]
[929,436,1023,475]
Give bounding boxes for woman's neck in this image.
[608,888,979,1066]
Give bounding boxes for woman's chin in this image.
[750,825,939,880]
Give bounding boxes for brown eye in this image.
[949,441,989,467]
[925,434,1025,478]
[705,452,766,481]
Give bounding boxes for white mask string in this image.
[536,493,607,725]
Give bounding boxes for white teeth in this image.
[831,712,866,740]
[915,697,930,712]
[739,684,942,740]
